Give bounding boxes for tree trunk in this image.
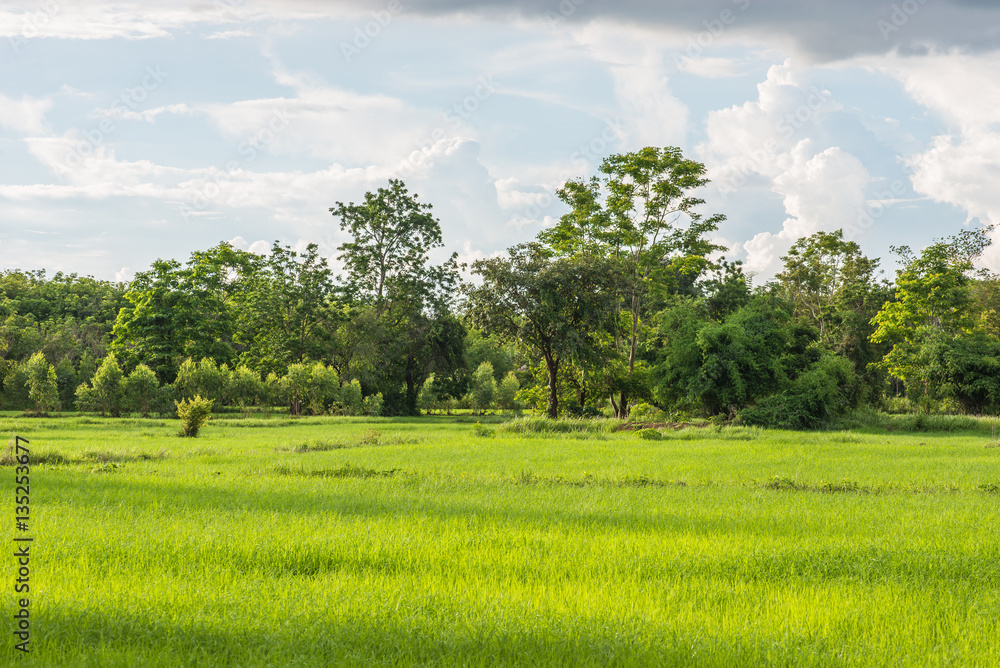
[545,353,559,418]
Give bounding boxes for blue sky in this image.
[2,0,999,284]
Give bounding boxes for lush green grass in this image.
[3,414,1000,666]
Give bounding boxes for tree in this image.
[83,353,125,417]
[24,352,59,414]
[871,227,991,392]
[331,179,459,314]
[233,242,339,377]
[538,147,726,417]
[495,371,520,411]
[466,244,617,418]
[331,180,464,415]
[123,364,159,417]
[230,365,264,416]
[112,246,245,382]
[470,361,497,414]
[418,373,440,414]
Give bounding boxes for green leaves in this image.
[331,179,458,314]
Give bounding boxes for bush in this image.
[176,395,213,437]
[740,354,858,429]
[339,380,363,416]
[470,361,497,413]
[123,364,159,417]
[636,428,663,440]
[362,392,383,416]
[495,372,520,411]
[25,352,60,414]
[628,402,668,422]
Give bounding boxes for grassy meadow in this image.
[2,413,1000,667]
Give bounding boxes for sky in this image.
[1,0,999,285]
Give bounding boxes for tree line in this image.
[4,147,999,425]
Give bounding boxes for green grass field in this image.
[2,414,999,667]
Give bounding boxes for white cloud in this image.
[873,51,1000,270]
[205,29,254,39]
[677,56,746,78]
[570,23,689,148]
[0,93,53,134]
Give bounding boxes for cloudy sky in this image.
[2,0,999,284]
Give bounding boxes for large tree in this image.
[111,244,248,382]
[465,244,617,418]
[233,242,339,377]
[331,178,459,315]
[538,147,725,417]
[330,180,464,415]
[870,228,992,390]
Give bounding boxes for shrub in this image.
[636,428,663,440]
[740,354,858,429]
[495,372,520,411]
[25,352,60,414]
[88,354,125,417]
[340,380,363,416]
[362,392,384,416]
[176,395,213,437]
[472,422,495,438]
[418,374,440,414]
[123,364,159,417]
[470,361,497,413]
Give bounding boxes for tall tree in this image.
[233,242,339,376]
[465,244,617,418]
[331,178,459,315]
[330,180,464,415]
[870,227,992,393]
[538,147,725,417]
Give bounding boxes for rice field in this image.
[2,414,999,666]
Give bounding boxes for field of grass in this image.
[2,413,999,666]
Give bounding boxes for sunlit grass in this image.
[2,415,999,666]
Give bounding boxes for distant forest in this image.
[5,147,1000,426]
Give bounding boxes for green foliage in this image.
[307,362,340,416]
[740,354,859,429]
[229,365,264,414]
[872,228,991,385]
[86,353,125,417]
[636,428,663,440]
[418,373,440,414]
[111,249,241,382]
[122,364,160,417]
[495,371,520,411]
[362,392,384,417]
[693,297,795,416]
[282,362,312,416]
[175,395,212,437]
[331,178,460,312]
[472,422,495,438]
[470,361,497,413]
[25,352,60,414]
[233,242,338,377]
[466,244,618,418]
[340,379,363,416]
[538,146,727,417]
